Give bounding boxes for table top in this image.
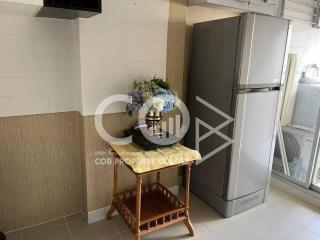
[109,143,201,174]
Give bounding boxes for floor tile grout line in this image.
[119,233,125,240]
[116,230,129,236]
[197,226,223,240]
[110,221,124,239]
[65,222,74,240]
[271,214,315,240]
[100,232,123,240]
[244,221,270,240]
[20,222,67,239]
[209,230,224,240]
[64,214,124,240]
[203,202,317,240]
[108,216,129,235]
[203,214,237,231]
[115,228,130,234]
[7,213,80,235]
[98,218,122,240]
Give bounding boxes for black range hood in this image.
[36,0,101,20]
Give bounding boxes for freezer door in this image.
[227,90,279,200]
[238,14,290,87]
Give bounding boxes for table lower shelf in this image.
[113,183,187,235]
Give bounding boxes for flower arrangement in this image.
[126,76,176,116]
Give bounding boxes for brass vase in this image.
[146,111,162,137]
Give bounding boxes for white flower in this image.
[152,97,164,112]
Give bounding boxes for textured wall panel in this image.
[166,0,188,102]
[0,112,83,231]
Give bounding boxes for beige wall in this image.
[0,112,83,231]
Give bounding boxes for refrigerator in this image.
[186,13,290,217]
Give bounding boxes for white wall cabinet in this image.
[248,0,279,16]
[193,0,250,11]
[188,0,280,16]
[282,0,319,26]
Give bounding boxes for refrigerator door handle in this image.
[237,86,280,94]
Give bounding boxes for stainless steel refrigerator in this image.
[186,13,290,217]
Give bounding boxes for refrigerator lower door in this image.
[227,90,279,200]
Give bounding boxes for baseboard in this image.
[87,185,180,224]
[271,175,320,208]
[87,206,113,224]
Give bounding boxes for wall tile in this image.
[0,14,79,117]
[127,0,170,24]
[127,60,166,82]
[0,95,49,117]
[127,42,167,62]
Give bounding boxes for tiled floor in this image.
[6,186,320,240]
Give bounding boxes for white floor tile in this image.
[212,219,268,240]
[239,197,317,239]
[196,230,222,240]
[277,214,320,240]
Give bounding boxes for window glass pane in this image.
[272,55,320,186]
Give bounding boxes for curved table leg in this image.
[106,205,115,220]
[184,163,194,236]
[135,234,141,240]
[184,217,195,236]
[135,176,142,240]
[107,155,118,220]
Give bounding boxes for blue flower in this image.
[153,88,176,112]
[126,79,176,115]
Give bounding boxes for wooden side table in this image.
[106,146,195,240]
